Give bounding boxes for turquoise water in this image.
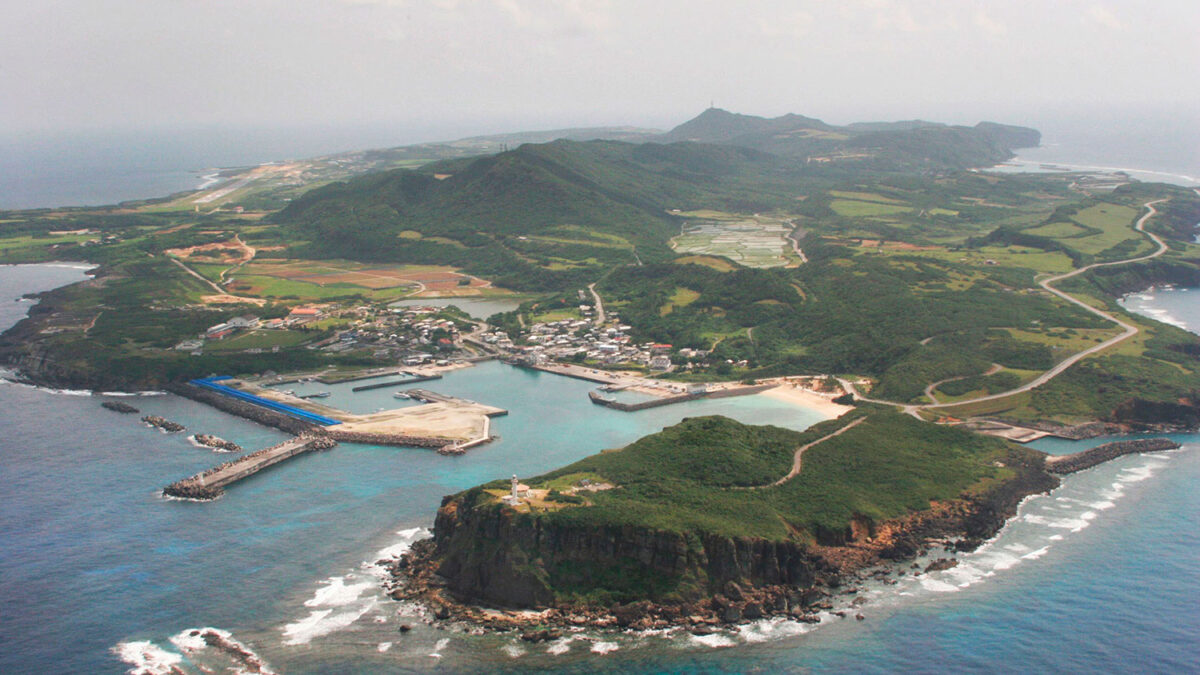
[3,265,1200,673]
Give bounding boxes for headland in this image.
[388,412,1180,632]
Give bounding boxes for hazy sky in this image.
[4,0,1197,138]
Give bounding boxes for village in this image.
[172,288,732,377]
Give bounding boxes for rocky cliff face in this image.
[421,448,1057,613]
[430,491,825,609]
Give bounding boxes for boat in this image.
[393,392,411,399]
[306,391,331,399]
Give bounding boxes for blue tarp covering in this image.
[190,377,342,426]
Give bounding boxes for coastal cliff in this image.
[392,412,1060,628]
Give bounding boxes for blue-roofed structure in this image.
[190,377,342,426]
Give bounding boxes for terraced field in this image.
[669,213,796,268]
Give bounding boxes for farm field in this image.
[670,213,796,268]
[225,260,498,301]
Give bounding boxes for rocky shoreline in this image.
[385,451,1057,633]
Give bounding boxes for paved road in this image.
[846,199,1168,413]
[588,283,606,324]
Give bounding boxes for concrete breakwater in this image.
[142,415,184,433]
[588,383,778,412]
[1045,438,1181,474]
[351,373,442,392]
[163,435,337,500]
[166,383,321,436]
[316,369,407,385]
[324,428,453,449]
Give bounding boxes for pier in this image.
[163,435,338,500]
[351,373,442,392]
[588,383,778,411]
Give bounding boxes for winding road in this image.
[846,199,1169,413]
[735,416,867,490]
[588,283,606,325]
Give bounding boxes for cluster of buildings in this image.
[309,305,467,364]
[173,303,471,366]
[481,315,693,372]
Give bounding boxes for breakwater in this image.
[316,369,405,384]
[193,434,242,453]
[588,383,778,412]
[142,415,184,433]
[189,377,341,426]
[167,383,321,435]
[1045,438,1181,474]
[324,429,452,449]
[162,435,338,500]
[101,401,139,414]
[351,373,442,392]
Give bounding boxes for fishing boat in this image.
[393,392,410,400]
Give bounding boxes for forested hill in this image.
[273,139,800,285]
[653,108,1040,168]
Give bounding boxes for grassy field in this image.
[830,199,913,218]
[674,255,737,271]
[829,190,908,204]
[659,287,701,316]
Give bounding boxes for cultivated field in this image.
[226,260,496,301]
[670,212,796,268]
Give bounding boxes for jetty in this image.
[588,383,778,412]
[1044,438,1180,474]
[351,372,442,392]
[163,435,337,500]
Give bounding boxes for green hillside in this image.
[275,139,801,289]
[652,108,1040,169]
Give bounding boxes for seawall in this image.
[588,383,777,412]
[165,383,321,436]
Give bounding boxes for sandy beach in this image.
[759,383,853,418]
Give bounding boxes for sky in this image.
[3,0,1197,140]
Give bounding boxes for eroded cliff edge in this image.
[389,412,1131,630]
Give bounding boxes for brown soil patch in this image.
[201,294,266,306]
[166,240,253,263]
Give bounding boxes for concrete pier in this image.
[163,436,337,500]
[351,373,442,392]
